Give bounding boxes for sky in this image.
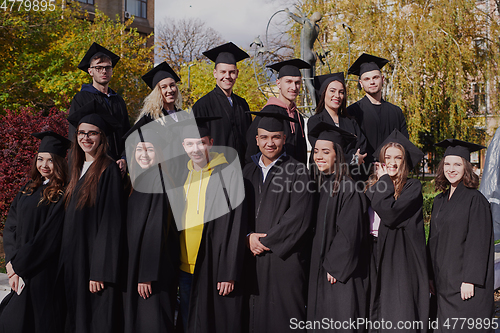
[155,0,294,50]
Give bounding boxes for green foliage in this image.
[0,3,154,117]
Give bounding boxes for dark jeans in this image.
[178,270,193,333]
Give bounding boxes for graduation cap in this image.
[142,61,180,90]
[123,116,167,148]
[32,131,71,157]
[313,72,345,97]
[434,139,485,162]
[347,53,389,77]
[373,129,423,169]
[203,42,250,66]
[77,42,120,72]
[67,100,122,136]
[247,109,298,132]
[267,59,311,78]
[308,121,356,148]
[181,116,222,140]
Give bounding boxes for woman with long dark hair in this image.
[308,72,367,175]
[62,100,125,333]
[123,118,179,333]
[306,122,368,332]
[365,130,428,332]
[0,131,70,333]
[428,139,493,331]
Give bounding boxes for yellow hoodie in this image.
[179,152,228,274]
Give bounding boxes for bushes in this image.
[0,107,68,232]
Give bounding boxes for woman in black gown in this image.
[63,100,125,333]
[428,139,493,332]
[306,122,368,332]
[0,131,69,333]
[365,130,428,332]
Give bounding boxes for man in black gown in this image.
[243,112,313,332]
[68,42,131,176]
[192,42,252,167]
[347,53,408,172]
[245,59,311,165]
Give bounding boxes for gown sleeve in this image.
[89,163,124,283]
[3,189,23,264]
[366,175,422,228]
[462,193,493,287]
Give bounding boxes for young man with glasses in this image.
[68,42,131,176]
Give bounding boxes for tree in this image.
[156,17,224,72]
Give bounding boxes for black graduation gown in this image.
[307,175,367,332]
[69,84,131,160]
[0,183,65,333]
[243,154,313,332]
[192,85,252,166]
[123,167,179,333]
[347,96,408,163]
[428,182,494,332]
[185,161,247,333]
[60,162,124,333]
[245,105,308,166]
[365,175,429,333]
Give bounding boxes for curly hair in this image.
[434,157,479,192]
[23,153,67,205]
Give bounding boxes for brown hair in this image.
[315,142,350,196]
[434,157,479,192]
[366,142,409,199]
[315,80,348,117]
[64,128,112,209]
[23,153,68,204]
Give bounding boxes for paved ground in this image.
[0,273,10,301]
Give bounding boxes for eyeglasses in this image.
[90,66,113,73]
[77,130,101,139]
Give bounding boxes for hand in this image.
[327,273,337,284]
[375,162,388,179]
[247,233,270,256]
[217,280,235,296]
[429,280,435,295]
[89,280,105,293]
[6,261,15,278]
[461,282,474,300]
[9,274,19,293]
[355,149,367,165]
[138,282,152,299]
[116,159,127,177]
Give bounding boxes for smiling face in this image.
[214,63,239,94]
[182,136,213,169]
[135,142,157,169]
[256,128,285,164]
[36,152,54,179]
[277,76,302,103]
[324,80,345,112]
[359,69,384,96]
[77,123,102,159]
[384,146,404,178]
[314,140,337,174]
[443,155,465,187]
[159,77,178,109]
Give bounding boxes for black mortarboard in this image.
[32,131,71,157]
[373,129,423,169]
[181,116,221,139]
[248,110,298,132]
[348,53,389,77]
[142,61,180,90]
[77,42,120,72]
[203,42,250,66]
[308,121,356,148]
[267,59,311,78]
[67,100,122,136]
[434,139,485,162]
[123,116,166,148]
[313,72,345,97]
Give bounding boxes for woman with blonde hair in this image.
[0,131,70,333]
[365,130,428,332]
